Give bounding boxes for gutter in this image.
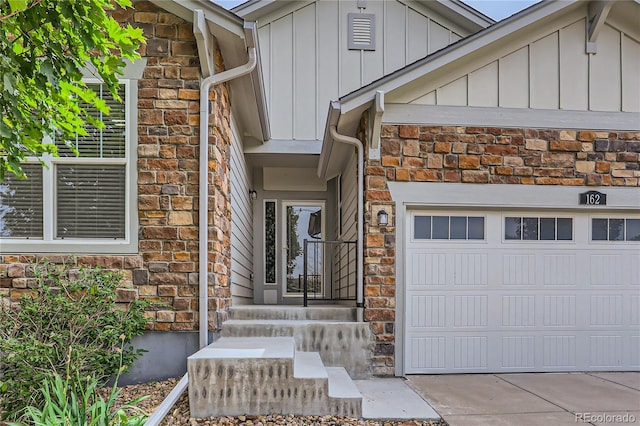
[327,120,364,322]
[199,46,257,349]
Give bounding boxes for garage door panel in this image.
[410,336,446,370]
[543,254,577,286]
[410,295,446,327]
[503,254,536,285]
[453,253,488,285]
[452,336,488,369]
[543,295,576,327]
[502,295,536,327]
[543,335,577,368]
[408,252,446,286]
[405,210,640,374]
[632,296,640,326]
[590,335,624,368]
[631,336,640,367]
[590,295,624,326]
[502,336,536,368]
[590,254,627,285]
[632,255,640,285]
[453,295,488,327]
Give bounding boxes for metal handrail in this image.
[302,239,357,307]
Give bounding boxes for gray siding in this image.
[334,152,357,299]
[392,13,640,113]
[257,0,472,140]
[230,118,254,305]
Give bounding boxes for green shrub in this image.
[0,262,148,420]
[9,364,148,426]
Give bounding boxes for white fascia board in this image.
[244,139,322,155]
[151,0,245,38]
[388,182,640,211]
[339,0,578,114]
[232,0,276,17]
[432,0,494,29]
[445,0,494,26]
[244,21,271,141]
[317,102,341,179]
[383,104,640,131]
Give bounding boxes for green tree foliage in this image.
[0,0,144,179]
[0,263,148,420]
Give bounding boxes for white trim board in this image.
[383,104,640,131]
[387,182,640,210]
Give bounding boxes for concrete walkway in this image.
[407,372,640,426]
[354,378,440,420]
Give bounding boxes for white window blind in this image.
[0,81,129,246]
[0,164,44,238]
[56,164,126,239]
[57,83,126,158]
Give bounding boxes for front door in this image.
[282,202,325,297]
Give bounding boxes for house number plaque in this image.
[579,190,607,205]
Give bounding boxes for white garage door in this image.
[405,210,640,374]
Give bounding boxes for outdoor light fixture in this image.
[377,209,389,226]
[249,190,257,200]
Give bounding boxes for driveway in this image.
[407,372,640,426]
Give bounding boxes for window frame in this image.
[590,216,640,243]
[411,213,487,242]
[0,79,138,254]
[502,215,575,243]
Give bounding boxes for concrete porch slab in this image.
[500,373,640,413]
[354,378,440,420]
[188,336,295,359]
[589,372,640,391]
[406,374,560,416]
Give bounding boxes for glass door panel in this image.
[284,203,323,296]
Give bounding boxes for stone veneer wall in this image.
[363,123,640,375]
[0,1,233,333]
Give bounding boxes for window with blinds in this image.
[0,164,44,238]
[57,83,126,158]
[56,165,126,239]
[0,81,129,244]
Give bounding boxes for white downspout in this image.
[199,47,257,349]
[329,125,364,322]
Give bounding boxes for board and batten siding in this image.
[394,15,640,113]
[257,0,470,141]
[230,118,254,305]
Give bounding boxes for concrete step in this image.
[294,351,328,379]
[228,305,357,321]
[187,336,362,418]
[327,367,362,399]
[220,320,372,379]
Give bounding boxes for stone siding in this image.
[0,1,233,332]
[364,124,639,375]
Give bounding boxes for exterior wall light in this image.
[377,209,388,226]
[249,190,257,200]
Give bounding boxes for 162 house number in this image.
[580,191,607,205]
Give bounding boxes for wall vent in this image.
[348,13,375,51]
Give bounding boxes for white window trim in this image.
[502,215,575,243]
[589,214,640,244]
[0,79,138,254]
[411,213,487,242]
